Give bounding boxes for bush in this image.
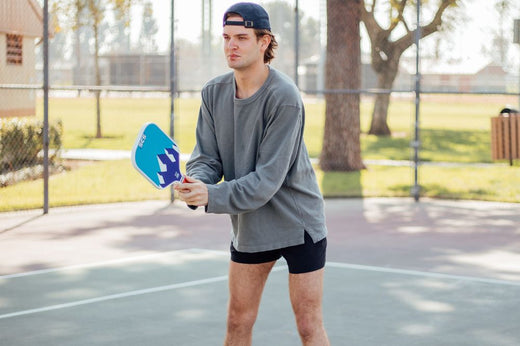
[0,118,63,174]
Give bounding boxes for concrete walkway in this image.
[60,148,507,167]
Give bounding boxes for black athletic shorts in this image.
[230,232,327,274]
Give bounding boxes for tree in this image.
[138,1,159,53]
[111,0,133,53]
[40,2,69,70]
[487,0,513,66]
[264,1,320,78]
[110,19,131,53]
[54,0,87,85]
[52,0,135,138]
[361,0,458,136]
[320,0,365,171]
[85,0,105,138]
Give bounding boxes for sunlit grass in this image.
[1,94,516,211]
[39,94,513,163]
[1,160,171,211]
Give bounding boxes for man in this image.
[174,2,329,345]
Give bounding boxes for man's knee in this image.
[227,305,258,332]
[295,312,323,339]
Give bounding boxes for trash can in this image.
[491,107,520,165]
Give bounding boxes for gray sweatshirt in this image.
[187,66,327,252]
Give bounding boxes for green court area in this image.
[1,198,519,345]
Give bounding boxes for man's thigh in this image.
[288,268,325,316]
[228,260,276,310]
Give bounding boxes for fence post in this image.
[43,0,49,214]
[412,0,421,202]
[294,0,300,87]
[169,0,176,203]
[514,19,520,110]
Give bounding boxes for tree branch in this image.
[388,0,408,32]
[393,0,457,56]
[360,0,387,43]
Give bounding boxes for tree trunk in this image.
[368,64,398,136]
[320,0,364,171]
[93,22,102,139]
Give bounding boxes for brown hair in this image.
[255,29,278,64]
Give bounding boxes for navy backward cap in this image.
[223,2,271,30]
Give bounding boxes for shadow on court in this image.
[1,198,519,345]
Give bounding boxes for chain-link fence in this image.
[1,0,520,213]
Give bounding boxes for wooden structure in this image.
[0,0,44,117]
[491,110,520,165]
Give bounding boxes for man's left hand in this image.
[174,176,209,207]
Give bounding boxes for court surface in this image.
[1,198,519,345]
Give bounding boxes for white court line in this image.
[2,249,519,320]
[326,262,520,287]
[0,275,228,320]
[3,248,518,287]
[0,249,226,279]
[0,265,286,321]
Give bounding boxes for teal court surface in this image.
[1,198,519,345]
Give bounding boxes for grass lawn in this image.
[1,94,518,211]
[44,94,504,162]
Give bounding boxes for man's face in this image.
[222,15,266,70]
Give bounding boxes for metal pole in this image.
[412,0,421,202]
[294,0,300,87]
[515,19,520,110]
[43,0,50,213]
[508,114,513,166]
[169,0,176,203]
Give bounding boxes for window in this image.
[6,34,23,65]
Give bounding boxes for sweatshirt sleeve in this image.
[186,97,224,185]
[206,103,303,215]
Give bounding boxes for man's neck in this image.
[234,63,269,99]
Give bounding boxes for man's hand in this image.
[174,176,209,207]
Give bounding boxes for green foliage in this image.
[0,118,63,174]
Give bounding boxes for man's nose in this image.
[227,38,237,49]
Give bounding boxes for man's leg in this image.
[289,268,329,346]
[224,260,276,346]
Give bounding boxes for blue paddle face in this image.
[131,123,183,189]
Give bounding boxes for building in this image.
[402,58,509,93]
[301,54,510,95]
[101,54,169,87]
[0,0,44,117]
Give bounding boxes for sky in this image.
[149,0,321,47]
[139,0,519,73]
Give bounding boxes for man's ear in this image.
[260,34,271,49]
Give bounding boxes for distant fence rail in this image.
[1,84,518,97]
